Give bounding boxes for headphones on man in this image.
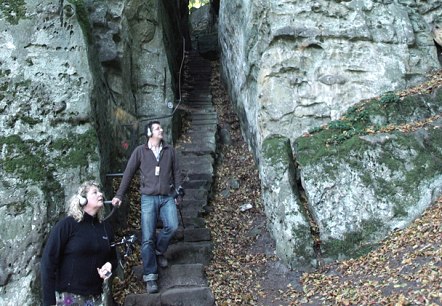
[146,121,161,138]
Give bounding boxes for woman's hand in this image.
[97,262,112,279]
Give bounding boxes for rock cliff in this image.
[219,0,442,268]
[0,0,185,304]
[1,0,442,303]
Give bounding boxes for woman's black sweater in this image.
[41,213,116,306]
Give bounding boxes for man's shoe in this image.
[146,280,158,294]
[157,254,168,268]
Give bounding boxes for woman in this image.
[41,181,117,306]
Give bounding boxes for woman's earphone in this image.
[77,185,88,206]
[147,126,152,137]
[78,194,88,206]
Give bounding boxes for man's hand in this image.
[112,197,122,208]
[175,196,183,206]
[174,186,185,206]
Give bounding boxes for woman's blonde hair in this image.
[67,181,104,222]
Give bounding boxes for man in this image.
[112,121,183,294]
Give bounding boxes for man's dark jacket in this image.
[115,142,182,199]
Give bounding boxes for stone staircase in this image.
[123,51,218,306]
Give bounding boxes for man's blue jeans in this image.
[140,194,178,280]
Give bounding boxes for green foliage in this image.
[308,125,323,134]
[0,0,27,25]
[189,0,210,9]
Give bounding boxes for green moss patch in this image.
[291,224,314,258]
[68,0,92,44]
[0,0,27,25]
[0,129,99,182]
[302,91,442,149]
[261,135,292,166]
[51,129,99,168]
[322,219,383,258]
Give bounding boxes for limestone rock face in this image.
[0,1,102,304]
[295,89,442,261]
[260,136,315,268]
[0,0,184,304]
[220,0,441,150]
[219,0,442,267]
[122,0,177,124]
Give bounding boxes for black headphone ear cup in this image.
[147,127,152,137]
[79,195,88,206]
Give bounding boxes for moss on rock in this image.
[0,129,99,182]
[68,0,93,44]
[261,135,292,166]
[322,219,383,258]
[0,0,27,25]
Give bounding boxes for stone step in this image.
[182,179,212,190]
[186,109,217,115]
[183,228,211,242]
[185,172,213,183]
[181,205,210,219]
[184,102,213,107]
[180,198,208,211]
[171,225,212,243]
[186,64,211,71]
[190,118,218,125]
[182,217,207,229]
[187,92,212,99]
[189,113,218,120]
[160,287,215,306]
[184,75,211,81]
[124,284,214,306]
[180,143,216,155]
[178,153,214,170]
[185,133,217,143]
[185,136,217,147]
[183,136,216,147]
[166,241,213,266]
[160,263,208,288]
[124,287,214,306]
[186,126,217,133]
[186,98,213,106]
